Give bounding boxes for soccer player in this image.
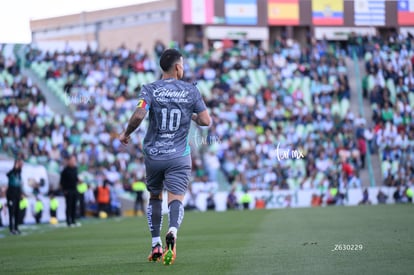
[119,48,211,265]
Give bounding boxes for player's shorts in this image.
[144,155,191,196]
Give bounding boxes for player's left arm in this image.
[120,107,147,145]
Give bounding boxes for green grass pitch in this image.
[1,204,413,275]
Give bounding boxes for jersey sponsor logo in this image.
[155,141,175,147]
[160,133,176,138]
[156,97,190,103]
[153,87,189,98]
[159,148,177,154]
[153,87,190,103]
[148,147,177,155]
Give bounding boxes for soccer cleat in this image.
[162,232,176,265]
[148,244,163,262]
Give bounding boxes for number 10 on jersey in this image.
[161,108,181,131]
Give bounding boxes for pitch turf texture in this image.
[1,205,413,275]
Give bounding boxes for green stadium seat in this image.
[27,156,38,165]
[246,83,256,95]
[54,115,62,125]
[329,75,337,85]
[364,52,372,61]
[256,69,267,87]
[409,93,414,108]
[137,73,146,85]
[18,112,27,122]
[47,161,60,174]
[381,160,391,176]
[228,70,239,82]
[316,172,325,182]
[331,100,341,117]
[296,124,305,137]
[107,153,115,164]
[36,117,45,128]
[238,69,246,79]
[283,78,292,91]
[63,115,74,128]
[145,72,155,83]
[76,120,86,132]
[391,160,399,174]
[187,58,196,70]
[287,178,300,190]
[44,116,53,126]
[0,113,6,126]
[67,145,74,154]
[386,78,396,104]
[367,75,375,92]
[340,98,350,118]
[305,124,314,136]
[289,77,300,94]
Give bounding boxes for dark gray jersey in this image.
[137,78,207,160]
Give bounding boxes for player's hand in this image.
[191,114,198,122]
[119,132,130,145]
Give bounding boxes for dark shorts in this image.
[145,155,192,196]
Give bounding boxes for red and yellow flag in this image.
[268,0,299,25]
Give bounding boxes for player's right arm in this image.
[119,107,147,145]
[119,86,151,145]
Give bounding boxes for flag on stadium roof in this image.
[182,0,214,25]
[225,0,257,25]
[312,0,343,26]
[398,0,414,25]
[354,0,385,26]
[268,0,299,26]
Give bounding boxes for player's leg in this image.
[64,193,71,226]
[13,197,20,233]
[134,193,139,216]
[147,192,163,261]
[71,191,78,225]
[144,159,165,262]
[162,156,191,265]
[7,198,14,233]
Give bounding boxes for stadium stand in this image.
[0,46,53,162]
[2,36,369,200]
[362,33,414,187]
[22,44,160,191]
[180,38,364,193]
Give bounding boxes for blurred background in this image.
[1,0,414,225]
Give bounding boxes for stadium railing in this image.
[352,50,375,187]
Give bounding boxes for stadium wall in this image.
[0,197,66,225]
[183,187,404,212]
[30,0,178,53]
[29,0,414,53]
[0,187,402,226]
[0,160,49,195]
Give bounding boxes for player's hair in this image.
[159,48,182,72]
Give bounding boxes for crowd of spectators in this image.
[361,33,414,188]
[1,36,372,203]
[182,38,365,196]
[0,46,54,161]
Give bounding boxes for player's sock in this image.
[168,200,184,237]
[147,198,163,245]
[152,237,162,247]
[167,227,178,239]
